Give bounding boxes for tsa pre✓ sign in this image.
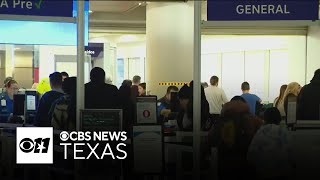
[207,0,319,21]
[0,0,73,17]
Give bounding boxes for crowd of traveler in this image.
[1,67,320,179]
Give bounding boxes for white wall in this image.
[88,33,308,97]
[5,45,14,77]
[202,35,288,53]
[307,26,320,83]
[288,36,306,85]
[39,46,76,80]
[15,51,33,67]
[201,35,307,102]
[202,35,306,82]
[117,42,146,58]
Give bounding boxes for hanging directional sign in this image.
[207,0,319,21]
[0,0,74,17]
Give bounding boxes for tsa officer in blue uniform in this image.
[0,80,19,123]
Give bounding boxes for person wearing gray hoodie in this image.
[247,108,294,180]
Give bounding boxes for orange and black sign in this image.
[158,82,190,86]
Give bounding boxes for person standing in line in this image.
[85,67,119,109]
[204,76,228,122]
[119,80,134,135]
[201,82,209,89]
[273,84,288,118]
[248,108,294,180]
[34,72,64,127]
[50,77,77,131]
[283,82,301,116]
[297,69,320,120]
[241,82,262,115]
[61,72,69,82]
[131,75,141,101]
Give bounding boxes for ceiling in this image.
[89,1,147,32]
[88,0,200,33]
[89,1,145,13]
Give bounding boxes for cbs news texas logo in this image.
[16,127,53,164]
[16,127,128,164]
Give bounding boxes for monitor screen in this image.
[25,90,38,112]
[136,96,158,124]
[80,109,123,131]
[287,96,297,124]
[26,95,36,111]
[13,94,25,116]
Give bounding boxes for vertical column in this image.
[103,43,112,82]
[75,1,85,180]
[146,1,201,179]
[146,1,194,97]
[33,46,40,83]
[76,0,85,131]
[193,1,201,179]
[5,45,14,78]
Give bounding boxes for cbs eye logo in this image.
[19,138,50,153]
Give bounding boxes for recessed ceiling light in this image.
[138,3,142,6]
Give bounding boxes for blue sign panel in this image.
[85,43,104,58]
[207,0,319,21]
[0,1,89,45]
[0,0,73,17]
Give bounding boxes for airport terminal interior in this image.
[0,0,320,180]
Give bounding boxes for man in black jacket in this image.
[85,67,119,109]
[34,72,64,127]
[297,69,320,120]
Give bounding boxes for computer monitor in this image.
[13,94,25,116]
[25,90,38,112]
[136,96,158,124]
[80,109,123,131]
[295,120,320,130]
[286,96,297,125]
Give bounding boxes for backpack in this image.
[51,96,74,131]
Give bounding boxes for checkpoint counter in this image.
[0,123,48,180]
[0,90,39,124]
[2,102,319,180]
[289,120,320,179]
[0,122,207,180]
